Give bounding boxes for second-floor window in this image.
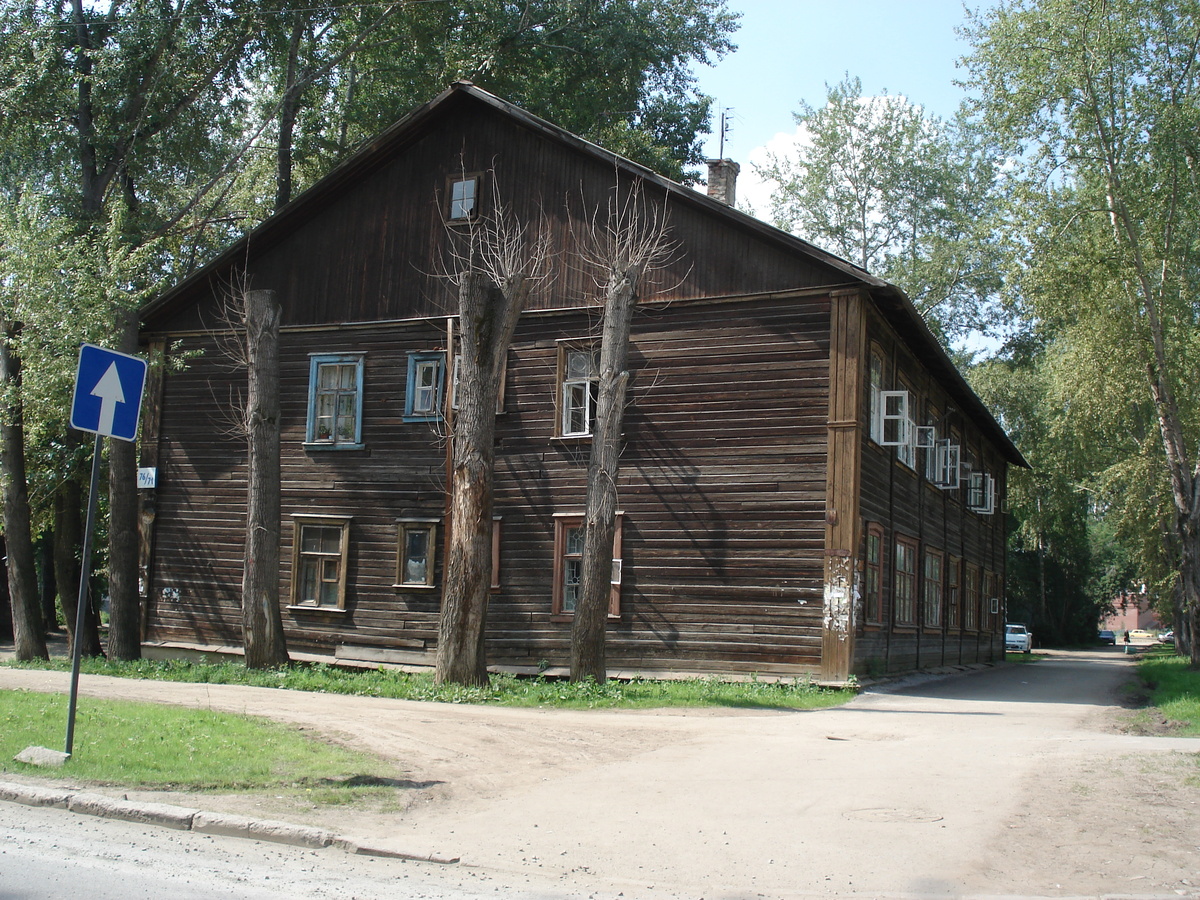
[306,354,364,448]
[405,351,445,421]
[559,345,598,437]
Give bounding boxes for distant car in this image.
[1005,623,1033,654]
[1160,631,1175,645]
[1097,630,1116,645]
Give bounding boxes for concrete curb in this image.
[0,780,458,863]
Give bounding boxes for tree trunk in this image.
[242,289,289,669]
[39,534,58,632]
[106,306,141,660]
[54,458,102,658]
[0,538,12,641]
[0,324,47,661]
[436,274,505,687]
[274,13,306,213]
[571,266,639,682]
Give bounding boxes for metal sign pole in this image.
[65,432,105,758]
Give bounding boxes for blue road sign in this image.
[69,344,148,442]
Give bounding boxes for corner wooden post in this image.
[822,289,866,683]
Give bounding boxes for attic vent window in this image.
[448,174,479,220]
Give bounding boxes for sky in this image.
[691,0,988,216]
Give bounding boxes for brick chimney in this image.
[706,158,740,207]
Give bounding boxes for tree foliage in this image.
[756,75,1003,342]
[964,0,1200,659]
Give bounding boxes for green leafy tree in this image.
[756,75,1003,342]
[964,0,1200,662]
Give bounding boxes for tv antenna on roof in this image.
[718,107,733,159]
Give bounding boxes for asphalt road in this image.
[2,647,1198,899]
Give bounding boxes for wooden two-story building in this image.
[137,83,1025,682]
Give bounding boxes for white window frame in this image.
[967,472,996,514]
[868,349,885,443]
[880,390,912,448]
[933,440,961,489]
[558,344,599,438]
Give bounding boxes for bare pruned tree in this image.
[570,178,677,683]
[435,178,552,686]
[214,283,290,669]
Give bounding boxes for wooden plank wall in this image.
[854,305,1007,675]
[146,100,850,336]
[145,293,834,674]
[821,289,866,682]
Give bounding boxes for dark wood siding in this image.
[145,102,854,337]
[853,303,1007,675]
[146,295,834,675]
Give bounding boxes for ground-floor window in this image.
[923,549,943,628]
[864,522,884,624]
[946,556,962,628]
[894,534,918,626]
[291,515,351,609]
[552,513,622,618]
[965,563,981,630]
[395,518,439,587]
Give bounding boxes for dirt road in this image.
[2,648,1198,898]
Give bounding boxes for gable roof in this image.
[140,81,1026,468]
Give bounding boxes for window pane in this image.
[318,364,338,389]
[450,178,476,219]
[338,364,355,390]
[301,526,321,553]
[404,528,430,583]
[299,559,318,603]
[320,526,342,554]
[567,350,596,379]
[320,579,339,607]
[322,557,339,583]
[566,525,584,556]
[564,559,582,612]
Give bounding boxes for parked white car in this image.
[1005,623,1033,654]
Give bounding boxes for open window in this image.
[556,343,599,437]
[868,347,885,443]
[967,471,996,514]
[932,440,961,489]
[405,351,445,422]
[879,390,911,448]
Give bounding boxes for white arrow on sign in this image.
[90,362,127,437]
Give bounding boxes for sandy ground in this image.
[2,645,1198,898]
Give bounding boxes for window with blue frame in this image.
[405,351,445,421]
[306,354,364,448]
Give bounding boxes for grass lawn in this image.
[3,656,855,711]
[1135,649,1200,736]
[0,689,396,793]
